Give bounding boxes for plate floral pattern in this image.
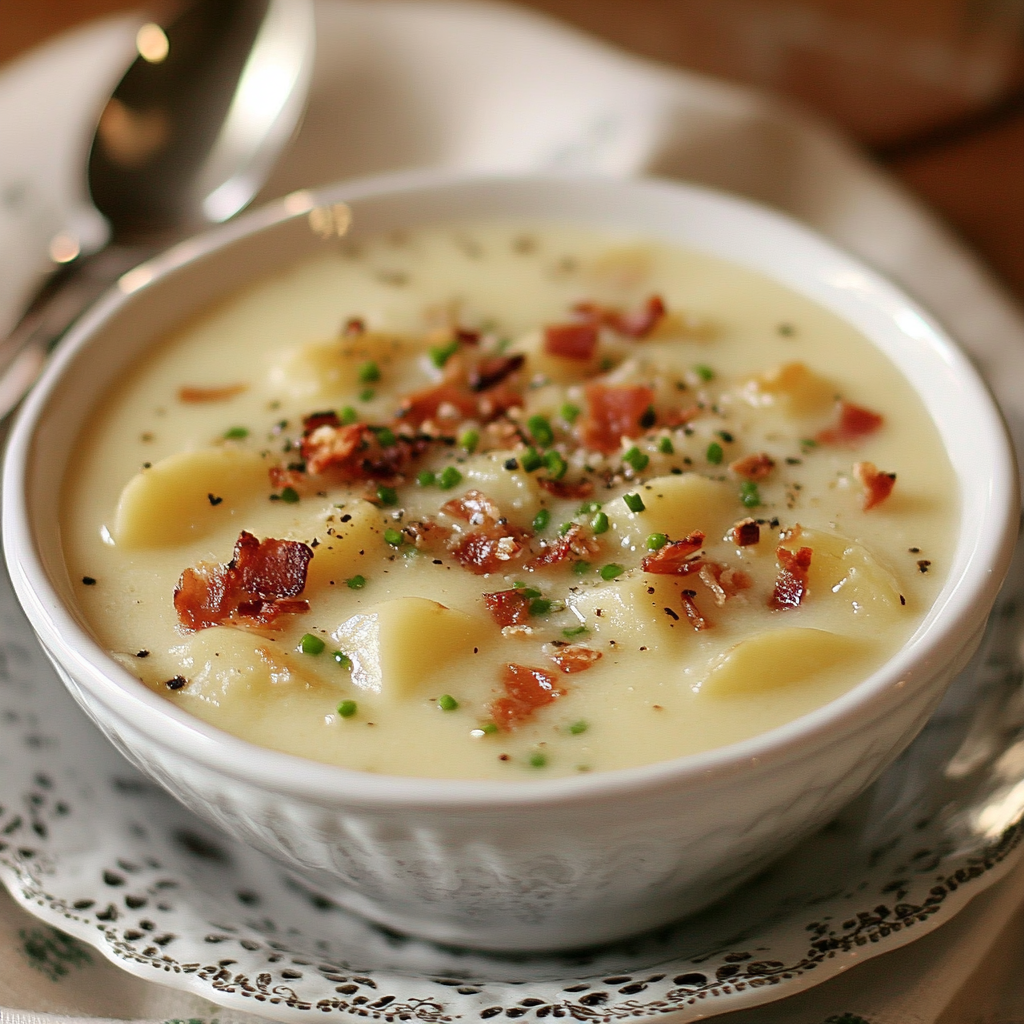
[2,523,1023,1022]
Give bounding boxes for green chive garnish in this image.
[578,500,601,514]
[623,446,649,472]
[591,511,609,534]
[332,651,352,670]
[529,752,548,768]
[623,493,645,513]
[337,699,357,717]
[346,575,366,589]
[563,625,588,637]
[373,426,396,447]
[340,405,358,425]
[527,415,554,447]
[600,563,625,580]
[280,486,300,504]
[532,508,550,532]
[658,436,674,454]
[558,522,573,536]
[520,447,543,473]
[568,720,588,735]
[459,428,479,452]
[359,387,375,402]
[384,527,403,546]
[480,722,499,734]
[560,402,581,423]
[529,597,551,616]
[520,587,541,600]
[693,364,714,382]
[646,532,668,550]
[572,561,592,575]
[740,481,762,508]
[438,466,462,489]
[544,450,568,479]
[224,426,248,440]
[358,360,381,383]
[437,694,459,711]
[706,442,723,465]
[417,470,436,486]
[299,633,325,655]
[429,340,459,368]
[377,485,398,506]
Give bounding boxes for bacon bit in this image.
[299,423,428,481]
[661,405,701,428]
[399,380,522,429]
[455,327,481,346]
[537,476,595,499]
[680,590,710,630]
[404,519,452,550]
[174,531,313,632]
[268,465,309,492]
[301,422,365,475]
[550,645,602,674]
[484,589,531,627]
[302,410,343,432]
[720,566,753,593]
[544,322,599,360]
[177,383,248,403]
[491,663,565,729]
[442,489,501,524]
[342,317,365,337]
[450,528,525,575]
[574,294,666,338]
[853,461,897,510]
[729,453,775,480]
[468,354,525,392]
[526,524,599,569]
[640,531,706,574]
[817,402,883,446]
[731,518,760,546]
[582,383,656,453]
[770,546,813,610]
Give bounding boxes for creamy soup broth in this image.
[62,220,957,779]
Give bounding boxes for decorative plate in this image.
[1,525,1023,1022]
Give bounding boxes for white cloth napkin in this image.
[2,1,1023,1020]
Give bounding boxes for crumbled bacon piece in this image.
[491,664,565,729]
[450,527,525,574]
[817,402,883,446]
[404,520,452,550]
[582,383,656,453]
[468,354,525,392]
[299,422,428,482]
[455,327,481,346]
[399,380,522,430]
[550,645,602,674]
[537,476,595,499]
[174,531,313,632]
[729,453,775,480]
[544,323,599,360]
[177,383,248,403]
[484,589,531,627]
[301,423,365,476]
[342,317,365,337]
[441,489,501,524]
[853,461,896,510]
[731,519,760,546]
[302,410,343,432]
[574,294,666,338]
[680,589,710,630]
[720,566,753,593]
[640,531,706,574]
[526,524,599,569]
[770,546,813,609]
[661,405,700,428]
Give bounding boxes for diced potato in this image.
[333,598,490,701]
[702,627,868,696]
[742,362,836,418]
[781,527,905,617]
[296,499,388,591]
[586,246,653,290]
[112,447,268,548]
[606,473,738,551]
[462,451,544,529]
[570,572,694,648]
[168,626,320,708]
[267,331,419,399]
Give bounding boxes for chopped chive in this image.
[459,428,479,452]
[359,387,375,402]
[332,651,352,669]
[801,437,818,449]
[717,430,734,443]
[520,447,543,473]
[529,597,551,616]
[280,486,300,504]
[526,415,554,447]
[658,436,674,454]
[437,694,459,711]
[358,360,381,383]
[563,625,588,637]
[512,580,527,589]
[529,752,548,768]
[340,405,358,425]
[224,426,249,440]
[337,698,357,717]
[578,500,601,514]
[429,340,459,368]
[438,466,462,489]
[568,720,588,735]
[544,450,568,479]
[572,560,592,575]
[377,485,398,506]
[558,522,573,536]
[384,527,403,546]
[346,575,366,589]
[373,426,397,447]
[591,511,609,534]
[600,563,625,580]
[706,442,723,465]
[417,470,436,486]
[740,481,762,508]
[623,492,645,513]
[299,633,325,655]
[560,402,581,423]
[532,508,551,532]
[693,364,714,382]
[646,532,668,550]
[623,446,649,472]
[520,587,542,600]
[480,721,499,734]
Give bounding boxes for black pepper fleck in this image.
[136,650,149,658]
[165,676,187,691]
[207,494,223,506]
[82,576,97,586]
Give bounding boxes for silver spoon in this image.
[0,0,315,419]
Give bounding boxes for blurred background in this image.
[3,0,1023,299]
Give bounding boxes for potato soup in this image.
[61,220,957,780]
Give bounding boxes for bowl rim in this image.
[4,168,1019,809]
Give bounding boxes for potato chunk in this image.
[297,499,387,591]
[462,451,543,529]
[333,598,489,701]
[702,627,868,696]
[606,474,737,551]
[570,573,693,648]
[112,448,267,548]
[743,362,836,417]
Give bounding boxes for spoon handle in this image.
[0,246,153,422]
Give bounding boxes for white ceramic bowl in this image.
[4,172,1018,952]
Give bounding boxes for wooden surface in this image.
[2,0,1022,302]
